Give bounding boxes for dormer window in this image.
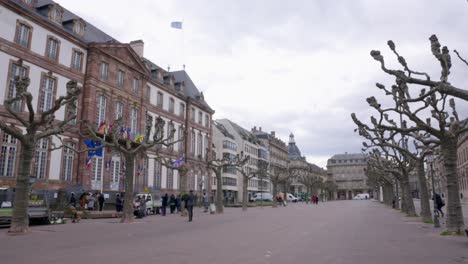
[73,19,86,36]
[48,5,63,24]
[22,0,35,7]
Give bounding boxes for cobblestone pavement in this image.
[1,201,467,264]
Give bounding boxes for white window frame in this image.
[61,142,75,181]
[100,62,108,81]
[0,134,17,177]
[34,138,48,179]
[110,153,120,191]
[115,101,123,120]
[96,95,106,125]
[130,107,138,137]
[39,76,55,112]
[46,38,58,60]
[8,64,26,111]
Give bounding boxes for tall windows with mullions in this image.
[0,134,17,177]
[110,152,120,191]
[39,75,55,112]
[60,142,75,181]
[34,138,49,179]
[96,95,106,125]
[7,64,27,111]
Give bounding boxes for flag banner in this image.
[83,139,103,157]
[171,21,182,29]
[97,121,107,134]
[86,156,92,169]
[171,157,185,167]
[133,133,144,143]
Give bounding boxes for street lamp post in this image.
[427,155,441,228]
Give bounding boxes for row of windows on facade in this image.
[212,177,237,187]
[89,155,206,191]
[7,63,77,121]
[15,21,84,70]
[222,140,237,152]
[329,159,367,164]
[14,21,209,128]
[98,62,210,127]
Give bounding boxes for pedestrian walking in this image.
[202,191,209,212]
[98,193,105,211]
[434,193,445,217]
[69,192,80,223]
[115,194,123,212]
[161,193,168,216]
[169,194,176,214]
[186,190,195,222]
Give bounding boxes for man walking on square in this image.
[186,190,195,222]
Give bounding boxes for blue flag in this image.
[84,139,103,157]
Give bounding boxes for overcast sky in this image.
[57,0,468,168]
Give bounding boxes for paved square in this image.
[1,201,467,264]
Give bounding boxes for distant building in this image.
[212,119,271,203]
[327,153,369,200]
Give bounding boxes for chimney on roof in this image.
[271,131,275,137]
[130,40,144,57]
[253,126,257,131]
[259,127,262,132]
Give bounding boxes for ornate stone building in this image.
[0,0,214,197]
[327,153,369,200]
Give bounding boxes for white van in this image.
[353,193,370,200]
[251,193,273,202]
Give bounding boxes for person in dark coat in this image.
[115,194,123,212]
[186,190,195,222]
[169,194,176,214]
[176,194,182,213]
[70,192,76,207]
[98,193,105,211]
[434,193,445,217]
[161,193,168,216]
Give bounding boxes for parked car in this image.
[0,188,51,227]
[135,193,162,215]
[353,193,370,200]
[286,193,298,203]
[250,193,273,202]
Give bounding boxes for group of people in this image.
[311,195,319,204]
[160,190,206,222]
[74,192,106,211]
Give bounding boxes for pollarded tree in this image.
[268,164,287,207]
[206,151,249,214]
[83,114,176,223]
[237,159,268,211]
[366,160,395,206]
[352,116,434,221]
[354,39,467,233]
[370,35,468,101]
[0,77,80,234]
[297,168,324,200]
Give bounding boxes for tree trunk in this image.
[121,153,135,223]
[9,142,34,234]
[416,159,431,222]
[394,180,400,210]
[242,174,248,211]
[215,170,223,214]
[272,180,278,208]
[179,168,187,216]
[441,139,465,233]
[384,182,394,206]
[400,176,417,216]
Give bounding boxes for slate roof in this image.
[13,0,116,43]
[171,70,214,113]
[218,119,264,146]
[214,121,235,140]
[288,134,302,160]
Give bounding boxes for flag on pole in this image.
[97,121,107,134]
[171,157,185,167]
[133,133,144,143]
[86,156,92,169]
[171,21,182,29]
